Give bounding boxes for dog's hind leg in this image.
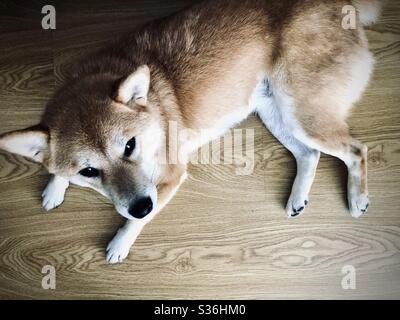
[278,47,373,219]
[254,79,320,217]
[290,120,369,219]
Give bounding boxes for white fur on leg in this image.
[340,145,370,218]
[106,221,144,264]
[286,150,320,218]
[349,192,369,218]
[256,81,320,217]
[348,172,370,218]
[41,175,69,211]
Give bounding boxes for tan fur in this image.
[0,0,381,262]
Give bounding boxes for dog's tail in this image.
[352,0,383,26]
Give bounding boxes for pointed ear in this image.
[0,125,49,163]
[115,65,150,106]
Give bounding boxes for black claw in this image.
[305,200,309,206]
[291,211,301,217]
[361,203,370,213]
[298,206,304,212]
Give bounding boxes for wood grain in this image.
[0,0,399,299]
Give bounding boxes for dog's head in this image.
[0,65,163,220]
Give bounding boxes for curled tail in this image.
[352,0,383,26]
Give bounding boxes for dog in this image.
[0,0,381,263]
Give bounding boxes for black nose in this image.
[128,197,153,219]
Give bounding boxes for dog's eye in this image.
[79,167,100,178]
[124,137,136,157]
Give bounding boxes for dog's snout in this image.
[128,197,153,219]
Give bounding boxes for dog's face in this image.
[0,65,162,220]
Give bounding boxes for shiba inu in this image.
[0,0,381,263]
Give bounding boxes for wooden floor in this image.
[0,0,399,300]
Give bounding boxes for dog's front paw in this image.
[106,230,133,264]
[41,179,68,211]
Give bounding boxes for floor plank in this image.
[0,0,399,299]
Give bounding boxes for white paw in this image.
[349,193,369,218]
[286,195,309,218]
[41,182,66,211]
[106,230,133,264]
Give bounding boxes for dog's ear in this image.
[115,65,150,106]
[0,124,49,163]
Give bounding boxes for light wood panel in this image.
[0,0,399,299]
